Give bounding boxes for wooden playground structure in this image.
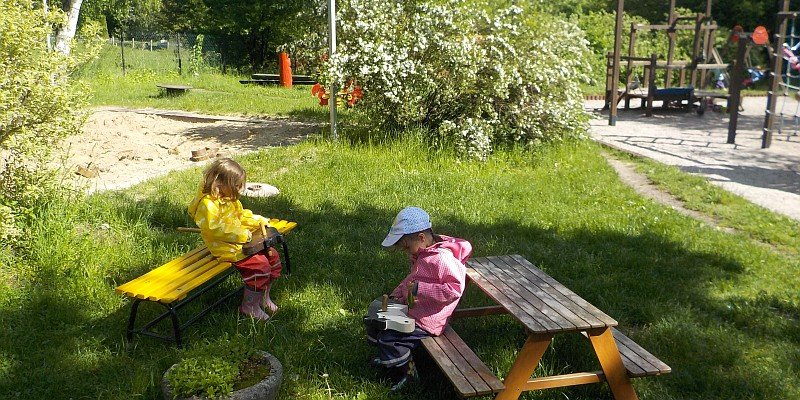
[762,0,800,148]
[605,0,732,120]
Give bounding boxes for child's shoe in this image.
[369,357,384,369]
[240,287,270,321]
[388,360,418,394]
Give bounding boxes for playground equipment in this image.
[607,0,774,147]
[606,0,733,119]
[763,0,800,148]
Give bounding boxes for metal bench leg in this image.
[126,299,142,343]
[168,305,183,348]
[277,235,291,275]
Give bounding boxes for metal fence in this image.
[88,33,225,76]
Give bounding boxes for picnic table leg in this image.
[495,333,552,400]
[587,328,639,400]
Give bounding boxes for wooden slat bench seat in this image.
[421,325,505,398]
[115,218,296,347]
[609,328,671,378]
[574,327,670,382]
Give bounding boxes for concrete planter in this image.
[162,351,282,400]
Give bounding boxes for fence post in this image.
[176,33,182,75]
[119,31,126,76]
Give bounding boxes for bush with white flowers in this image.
[288,0,592,158]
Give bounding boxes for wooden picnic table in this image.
[434,254,669,399]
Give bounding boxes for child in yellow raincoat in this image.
[188,158,282,320]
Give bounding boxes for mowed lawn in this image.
[1,137,798,399]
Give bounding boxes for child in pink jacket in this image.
[368,206,472,393]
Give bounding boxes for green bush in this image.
[166,336,268,399]
[168,356,238,399]
[0,1,101,244]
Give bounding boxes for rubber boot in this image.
[261,283,278,316]
[240,287,270,321]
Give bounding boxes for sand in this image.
[58,107,320,192]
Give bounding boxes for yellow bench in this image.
[116,218,297,347]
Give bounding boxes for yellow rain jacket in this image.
[188,185,270,262]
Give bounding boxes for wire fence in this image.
[79,33,229,76]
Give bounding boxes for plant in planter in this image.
[162,337,283,400]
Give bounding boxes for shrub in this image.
[0,1,100,244]
[287,0,592,159]
[166,336,271,399]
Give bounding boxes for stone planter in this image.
[162,351,283,400]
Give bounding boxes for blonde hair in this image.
[201,158,246,200]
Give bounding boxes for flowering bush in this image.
[286,0,592,158]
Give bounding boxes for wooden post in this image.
[690,13,705,88]
[647,53,657,117]
[665,0,677,88]
[763,1,792,148]
[624,23,637,109]
[727,33,748,144]
[119,31,126,76]
[609,0,625,126]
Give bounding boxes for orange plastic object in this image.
[279,52,293,88]
[752,26,768,46]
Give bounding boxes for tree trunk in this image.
[55,0,84,55]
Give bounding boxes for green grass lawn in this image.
[1,136,798,399]
[77,44,327,121]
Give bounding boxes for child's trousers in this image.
[233,247,282,291]
[367,326,431,368]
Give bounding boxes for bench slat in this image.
[116,219,296,303]
[612,328,671,377]
[486,256,604,330]
[510,255,618,326]
[421,326,504,398]
[146,257,229,302]
[115,247,210,294]
[442,327,505,394]
[127,255,223,301]
[421,333,476,396]
[496,255,609,329]
[467,258,562,332]
[435,328,492,396]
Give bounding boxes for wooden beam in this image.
[451,305,508,319]
[523,372,605,390]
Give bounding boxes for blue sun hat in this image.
[382,207,432,247]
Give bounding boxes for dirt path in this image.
[58,107,321,192]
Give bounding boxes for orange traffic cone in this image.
[278,52,292,88]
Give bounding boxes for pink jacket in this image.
[390,235,472,336]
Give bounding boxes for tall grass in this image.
[1,139,798,399]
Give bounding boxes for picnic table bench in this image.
[115,218,296,347]
[156,84,192,96]
[421,254,670,399]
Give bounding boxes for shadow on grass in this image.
[2,191,796,399]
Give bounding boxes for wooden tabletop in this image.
[466,255,617,334]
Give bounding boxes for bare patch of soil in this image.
[57,107,320,192]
